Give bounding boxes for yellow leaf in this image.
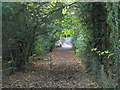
[101,52,104,55]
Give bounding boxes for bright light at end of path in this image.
[62,44,73,48]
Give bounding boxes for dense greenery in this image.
[72,2,119,88]
[2,2,119,88]
[2,2,65,71]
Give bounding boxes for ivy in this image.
[2,2,119,87]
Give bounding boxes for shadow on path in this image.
[2,47,100,88]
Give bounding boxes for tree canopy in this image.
[2,2,120,88]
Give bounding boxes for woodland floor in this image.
[2,47,100,88]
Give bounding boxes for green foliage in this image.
[2,2,119,88]
[52,14,77,38]
[2,2,65,74]
[34,41,45,55]
[72,2,119,88]
[73,35,87,52]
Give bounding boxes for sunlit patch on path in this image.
[2,48,100,88]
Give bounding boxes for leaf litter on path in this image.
[2,47,100,88]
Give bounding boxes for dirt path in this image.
[2,47,99,88]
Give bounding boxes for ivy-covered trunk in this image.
[91,3,112,75]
